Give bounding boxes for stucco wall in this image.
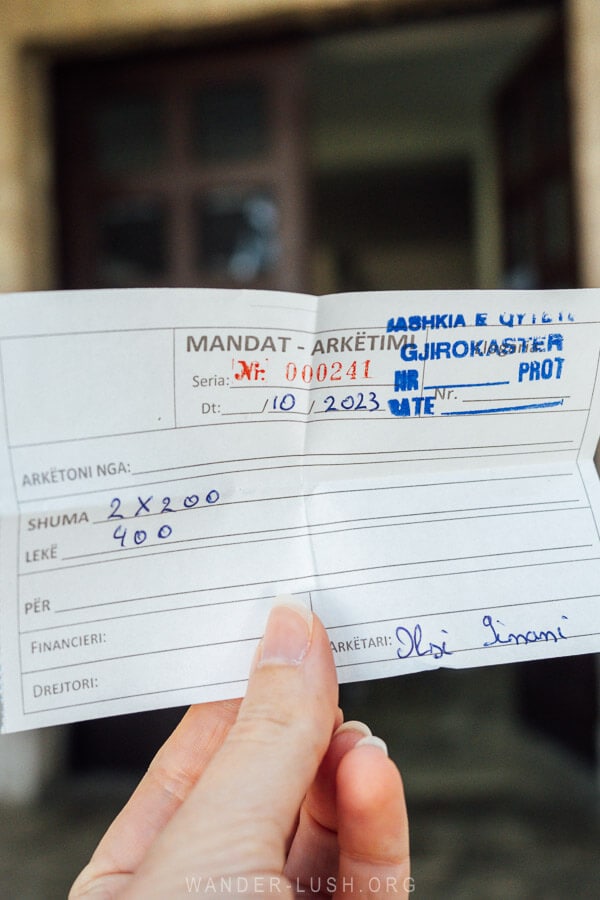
[568,0,600,288]
[4,0,493,43]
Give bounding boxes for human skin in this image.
[70,602,410,899]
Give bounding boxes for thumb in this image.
[128,601,338,895]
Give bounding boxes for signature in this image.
[482,613,568,647]
[395,623,453,661]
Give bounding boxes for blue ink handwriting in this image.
[442,399,564,416]
[482,613,568,648]
[108,489,220,521]
[113,522,173,550]
[396,623,453,661]
[324,392,380,412]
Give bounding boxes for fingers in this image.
[70,698,241,898]
[287,722,411,899]
[71,601,411,900]
[335,740,411,899]
[303,720,373,831]
[285,720,372,889]
[128,602,339,893]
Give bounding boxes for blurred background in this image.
[0,0,599,896]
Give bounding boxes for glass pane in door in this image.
[191,82,267,162]
[92,94,165,174]
[195,189,279,282]
[97,196,167,285]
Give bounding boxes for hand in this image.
[70,601,410,898]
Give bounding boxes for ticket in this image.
[1,287,599,732]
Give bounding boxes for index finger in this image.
[71,698,240,895]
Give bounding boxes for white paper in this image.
[1,288,599,732]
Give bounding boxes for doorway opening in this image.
[53,2,595,773]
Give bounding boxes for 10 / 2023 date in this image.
[272,391,380,412]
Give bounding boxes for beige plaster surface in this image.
[569,0,600,287]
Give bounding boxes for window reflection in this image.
[196,190,279,282]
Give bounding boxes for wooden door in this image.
[54,42,308,294]
[53,41,308,772]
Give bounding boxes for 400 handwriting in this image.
[107,488,220,550]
